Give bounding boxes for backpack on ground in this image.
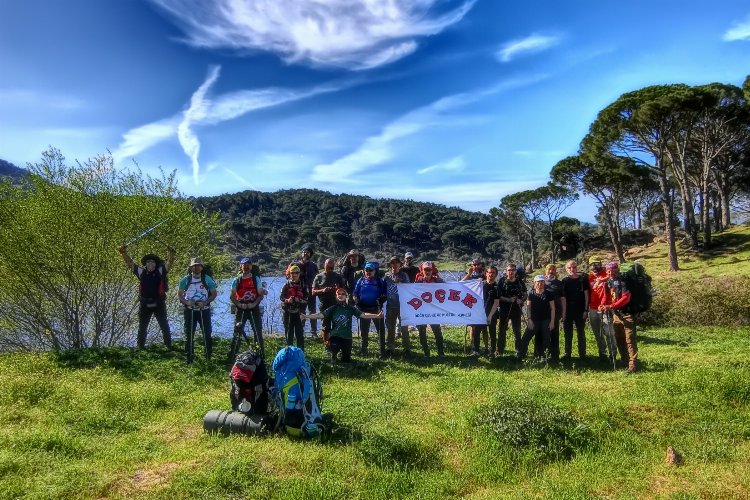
[271,346,327,438]
[229,350,272,415]
[620,262,655,314]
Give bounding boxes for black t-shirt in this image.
[483,281,498,315]
[545,278,564,311]
[312,271,346,309]
[562,275,590,312]
[497,277,526,310]
[403,265,419,283]
[528,290,554,321]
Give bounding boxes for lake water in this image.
[164,271,467,341]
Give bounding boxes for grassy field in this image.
[1,326,749,499]
[1,227,750,499]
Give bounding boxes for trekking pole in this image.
[187,307,195,365]
[247,307,264,360]
[606,310,617,371]
[125,218,170,246]
[199,306,209,361]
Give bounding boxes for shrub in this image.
[475,393,594,462]
[641,276,750,326]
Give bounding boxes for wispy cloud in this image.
[113,67,354,181]
[148,0,476,70]
[223,167,254,188]
[417,156,466,174]
[311,75,548,182]
[723,15,750,41]
[497,33,562,62]
[0,89,84,110]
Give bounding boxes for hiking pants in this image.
[588,308,610,357]
[385,305,410,352]
[518,321,550,359]
[284,311,304,350]
[563,310,587,358]
[539,315,560,359]
[359,306,385,355]
[184,308,212,364]
[138,300,171,349]
[498,304,522,355]
[417,324,445,357]
[302,294,317,336]
[471,324,491,353]
[329,336,353,362]
[612,311,638,371]
[228,305,264,365]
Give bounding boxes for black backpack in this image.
[230,350,272,415]
[620,262,654,314]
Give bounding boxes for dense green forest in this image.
[193,189,506,270]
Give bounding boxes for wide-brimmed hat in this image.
[347,249,360,257]
[189,257,204,267]
[141,253,161,265]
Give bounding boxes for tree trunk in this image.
[700,184,711,248]
[605,209,625,263]
[658,171,679,271]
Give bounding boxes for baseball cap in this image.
[534,274,545,282]
[404,251,414,258]
[239,257,251,264]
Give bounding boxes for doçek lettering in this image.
[407,288,478,310]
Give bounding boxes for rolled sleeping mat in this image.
[203,410,275,436]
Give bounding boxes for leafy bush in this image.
[475,393,593,462]
[642,276,750,326]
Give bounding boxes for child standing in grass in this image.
[305,288,382,362]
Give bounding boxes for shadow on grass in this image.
[639,334,683,346]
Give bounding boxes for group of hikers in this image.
[118,244,641,374]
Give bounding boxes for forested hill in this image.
[193,189,505,269]
[0,159,27,181]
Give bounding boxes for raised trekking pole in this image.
[125,218,171,246]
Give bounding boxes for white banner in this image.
[397,279,485,326]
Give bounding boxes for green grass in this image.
[1,327,748,499]
[2,228,750,499]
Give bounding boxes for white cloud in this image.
[0,89,84,110]
[417,156,465,174]
[112,117,180,162]
[148,0,476,69]
[497,33,562,62]
[113,67,353,178]
[178,65,221,184]
[311,75,548,182]
[723,15,750,41]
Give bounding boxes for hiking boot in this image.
[598,354,608,364]
[625,367,637,375]
[403,350,414,359]
[560,354,571,362]
[468,350,480,358]
[487,352,495,360]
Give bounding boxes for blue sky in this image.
[1,1,749,219]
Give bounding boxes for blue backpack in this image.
[271,346,325,438]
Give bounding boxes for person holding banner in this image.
[414,261,446,358]
[497,263,527,356]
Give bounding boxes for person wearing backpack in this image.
[228,257,267,363]
[339,249,365,299]
[118,244,176,350]
[280,265,308,350]
[587,255,613,363]
[178,257,218,364]
[353,261,387,357]
[598,261,639,374]
[297,245,320,338]
[561,260,590,361]
[497,263,526,357]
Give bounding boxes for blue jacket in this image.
[353,276,387,309]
